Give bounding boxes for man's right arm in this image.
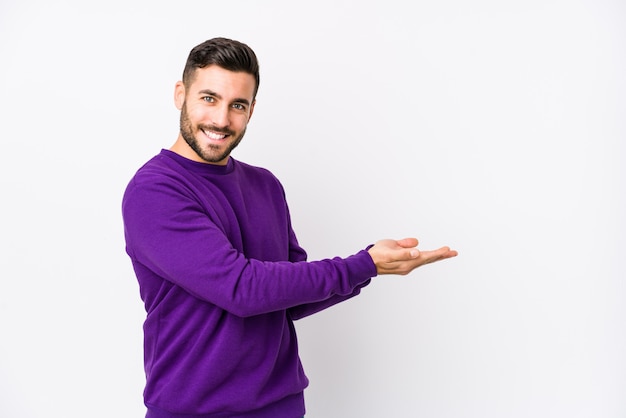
[122,177,376,318]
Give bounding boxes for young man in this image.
[122,37,457,418]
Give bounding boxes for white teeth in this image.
[203,130,226,140]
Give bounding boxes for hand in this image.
[367,237,458,276]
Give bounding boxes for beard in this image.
[179,103,246,164]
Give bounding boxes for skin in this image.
[368,238,458,275]
[171,65,256,165]
[170,65,457,275]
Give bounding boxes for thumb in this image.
[397,237,419,248]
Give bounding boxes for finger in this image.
[409,248,420,259]
[396,237,419,248]
[418,247,457,264]
[437,247,458,258]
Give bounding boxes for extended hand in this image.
[367,238,458,276]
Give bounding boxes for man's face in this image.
[175,65,256,165]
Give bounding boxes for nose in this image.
[211,103,230,128]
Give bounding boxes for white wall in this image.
[0,1,624,417]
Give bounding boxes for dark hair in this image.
[182,37,260,98]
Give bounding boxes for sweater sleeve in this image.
[122,175,377,318]
[284,221,373,319]
[287,279,371,320]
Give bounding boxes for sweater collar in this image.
[160,149,236,175]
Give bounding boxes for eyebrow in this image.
[197,89,251,106]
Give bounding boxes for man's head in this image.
[172,38,260,165]
[182,37,260,99]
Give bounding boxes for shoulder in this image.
[127,152,195,189]
[123,153,194,207]
[233,158,276,178]
[232,159,284,188]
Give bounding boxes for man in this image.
[122,37,457,418]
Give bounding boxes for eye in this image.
[232,103,246,111]
[202,96,215,103]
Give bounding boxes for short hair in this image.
[182,37,260,99]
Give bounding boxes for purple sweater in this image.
[122,150,377,417]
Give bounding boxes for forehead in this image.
[187,65,256,100]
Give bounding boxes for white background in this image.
[0,1,624,417]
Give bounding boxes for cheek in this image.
[185,105,208,123]
[234,114,251,129]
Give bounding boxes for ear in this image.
[174,81,186,110]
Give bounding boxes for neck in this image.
[169,135,229,165]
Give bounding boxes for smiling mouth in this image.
[202,129,229,141]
